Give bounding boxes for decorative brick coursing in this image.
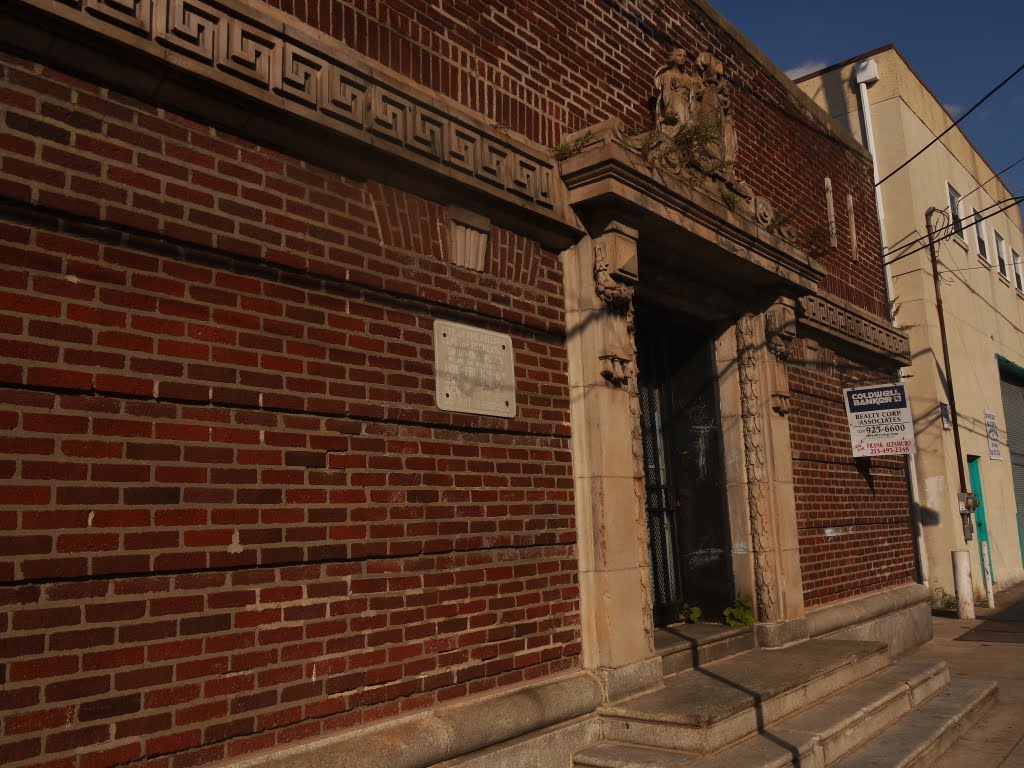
[252,0,887,316]
[0,52,579,768]
[789,350,916,607]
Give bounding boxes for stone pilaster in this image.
[735,299,808,647]
[562,222,660,699]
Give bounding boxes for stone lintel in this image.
[2,0,582,251]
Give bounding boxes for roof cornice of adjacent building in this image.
[792,43,900,85]
[795,44,1017,213]
[794,44,966,134]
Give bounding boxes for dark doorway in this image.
[637,310,733,626]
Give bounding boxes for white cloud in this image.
[944,103,964,118]
[785,59,828,80]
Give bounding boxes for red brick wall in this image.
[789,350,916,607]
[0,0,910,761]
[0,53,580,768]
[260,0,886,316]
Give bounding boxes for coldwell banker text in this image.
[845,386,908,413]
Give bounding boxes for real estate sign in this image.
[843,383,915,457]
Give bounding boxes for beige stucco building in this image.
[798,45,1024,603]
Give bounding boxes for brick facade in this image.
[0,52,579,768]
[789,352,916,607]
[0,1,915,766]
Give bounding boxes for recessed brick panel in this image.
[789,350,916,607]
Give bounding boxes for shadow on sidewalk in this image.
[955,583,1024,643]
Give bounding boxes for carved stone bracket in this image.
[765,299,797,362]
[770,393,791,417]
[593,222,639,316]
[599,354,632,387]
[763,298,796,418]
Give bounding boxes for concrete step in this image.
[573,731,819,768]
[654,623,756,677]
[834,678,997,768]
[576,658,954,768]
[781,659,949,765]
[599,638,889,754]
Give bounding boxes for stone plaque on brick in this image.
[434,320,516,417]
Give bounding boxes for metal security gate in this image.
[999,370,1024,565]
[637,317,733,625]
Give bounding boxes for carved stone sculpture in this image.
[694,52,736,177]
[655,49,700,130]
[637,50,755,214]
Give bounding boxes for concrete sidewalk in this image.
[912,580,1024,767]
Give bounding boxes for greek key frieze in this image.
[218,16,275,88]
[83,0,151,35]
[275,43,326,108]
[797,295,910,363]
[158,0,217,63]
[19,0,557,211]
[319,66,368,127]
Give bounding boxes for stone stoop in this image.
[573,645,997,768]
[598,639,890,754]
[833,679,997,768]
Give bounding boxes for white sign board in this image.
[985,409,1002,461]
[843,383,915,457]
[434,320,516,418]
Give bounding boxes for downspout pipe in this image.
[855,59,930,589]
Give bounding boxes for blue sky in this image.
[712,1,1024,197]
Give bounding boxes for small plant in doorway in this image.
[723,593,756,627]
[933,587,958,611]
[678,603,703,623]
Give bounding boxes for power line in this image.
[959,151,1024,201]
[892,263,1024,279]
[882,196,1024,269]
[876,60,1024,188]
[881,196,1021,267]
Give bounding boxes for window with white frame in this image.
[1014,249,1023,292]
[996,231,1008,277]
[948,184,964,238]
[974,210,988,261]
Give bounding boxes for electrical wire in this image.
[881,196,1024,268]
[959,151,1024,201]
[880,196,1021,267]
[876,60,1024,187]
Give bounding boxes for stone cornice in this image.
[3,0,580,248]
[797,293,911,366]
[558,121,825,293]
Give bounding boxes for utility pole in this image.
[925,207,979,619]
